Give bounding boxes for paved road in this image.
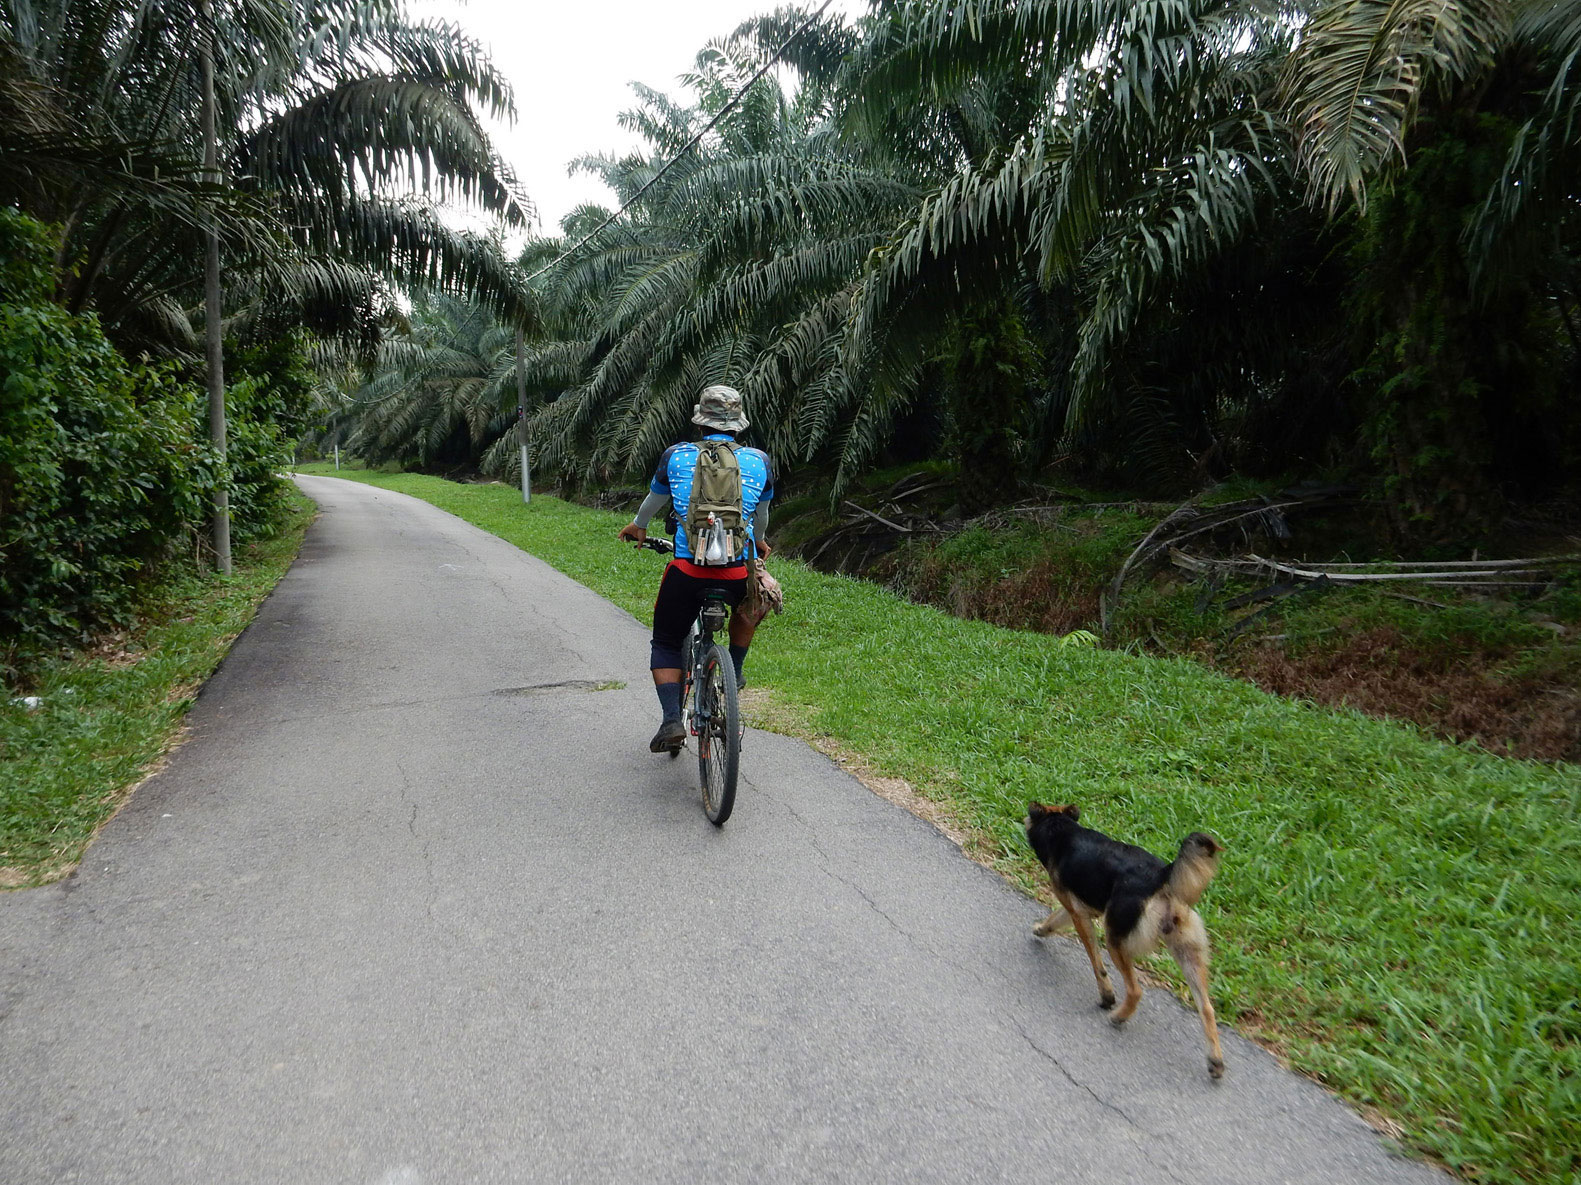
[0,476,1444,1184]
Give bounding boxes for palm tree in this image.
[1282,0,1581,534]
[336,293,519,469]
[514,14,921,488]
[0,0,533,355]
[332,0,1581,540]
[827,0,1311,485]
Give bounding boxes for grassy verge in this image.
[296,465,1579,1185]
[0,492,315,886]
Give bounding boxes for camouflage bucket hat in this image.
[692,384,749,433]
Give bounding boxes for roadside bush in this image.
[0,210,209,674]
[222,333,320,543]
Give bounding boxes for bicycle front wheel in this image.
[696,642,740,825]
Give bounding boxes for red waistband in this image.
[669,556,748,579]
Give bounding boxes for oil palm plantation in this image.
[839,0,1581,523]
[332,0,1581,540]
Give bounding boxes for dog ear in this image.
[1057,804,1080,821]
[1027,801,1049,817]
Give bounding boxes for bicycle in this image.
[638,537,742,825]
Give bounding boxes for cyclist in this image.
[617,385,774,753]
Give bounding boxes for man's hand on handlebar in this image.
[620,527,673,553]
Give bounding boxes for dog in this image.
[1023,802,1226,1078]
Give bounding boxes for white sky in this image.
[416,0,869,234]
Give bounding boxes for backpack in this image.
[685,440,746,564]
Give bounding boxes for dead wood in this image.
[842,500,911,533]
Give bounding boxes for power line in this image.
[524,0,838,283]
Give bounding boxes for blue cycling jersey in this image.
[650,434,774,561]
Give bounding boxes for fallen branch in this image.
[1102,500,1203,637]
[1246,554,1547,584]
[886,480,949,502]
[842,500,911,534]
[1291,556,1581,570]
[1174,549,1564,590]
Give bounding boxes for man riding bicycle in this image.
[617,385,775,753]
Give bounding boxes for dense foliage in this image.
[332,0,1581,546]
[223,334,321,541]
[0,207,329,673]
[0,210,210,669]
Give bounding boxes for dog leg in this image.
[1104,935,1144,1025]
[1055,891,1116,1009]
[1033,907,1074,937]
[1166,910,1226,1079]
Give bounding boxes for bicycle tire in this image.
[696,642,740,825]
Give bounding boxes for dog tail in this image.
[1164,832,1223,910]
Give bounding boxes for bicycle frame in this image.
[685,589,732,730]
[638,535,742,824]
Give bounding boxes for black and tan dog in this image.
[1023,801,1227,1078]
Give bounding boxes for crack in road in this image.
[748,776,962,969]
[249,680,629,729]
[746,762,1194,1185]
[446,534,614,674]
[1006,1014,1193,1185]
[395,762,439,932]
[749,769,1195,1185]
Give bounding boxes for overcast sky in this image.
[416,0,870,234]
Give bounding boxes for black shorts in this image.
[650,559,747,669]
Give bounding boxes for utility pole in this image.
[200,0,231,574]
[516,322,530,503]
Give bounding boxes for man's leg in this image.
[648,566,699,752]
[727,613,758,689]
[650,667,685,748]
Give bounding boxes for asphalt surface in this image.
[0,475,1446,1184]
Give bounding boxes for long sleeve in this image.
[632,490,670,528]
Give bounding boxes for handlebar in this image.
[630,535,770,558]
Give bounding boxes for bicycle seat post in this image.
[700,592,729,640]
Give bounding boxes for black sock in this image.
[728,643,748,681]
[656,681,683,722]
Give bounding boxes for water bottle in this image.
[704,513,728,564]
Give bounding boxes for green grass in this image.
[294,465,1579,1185]
[0,493,315,885]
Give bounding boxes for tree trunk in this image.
[948,304,1036,516]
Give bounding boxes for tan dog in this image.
[1024,802,1227,1078]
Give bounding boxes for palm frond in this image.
[1281,0,1511,211]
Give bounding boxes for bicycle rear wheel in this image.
[695,642,740,825]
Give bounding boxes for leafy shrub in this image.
[0,210,209,673]
[221,377,293,544]
[222,333,320,543]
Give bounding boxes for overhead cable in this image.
[524,0,838,283]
